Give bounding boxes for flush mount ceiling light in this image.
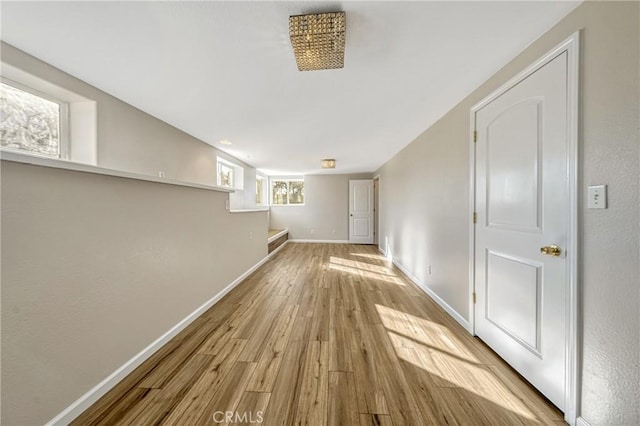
[289,12,346,71]
[219,140,232,145]
[321,159,336,169]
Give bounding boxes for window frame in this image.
[256,174,267,205]
[1,77,70,160]
[270,177,305,206]
[216,156,244,190]
[217,160,234,188]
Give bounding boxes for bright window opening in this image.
[271,178,304,205]
[1,63,97,165]
[218,162,234,187]
[217,157,244,190]
[1,80,66,158]
[256,175,268,205]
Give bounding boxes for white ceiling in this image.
[1,1,580,175]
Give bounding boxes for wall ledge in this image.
[268,229,289,243]
[229,208,270,213]
[1,150,234,193]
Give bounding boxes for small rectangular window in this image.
[0,80,66,158]
[256,175,266,205]
[288,180,304,204]
[271,178,304,205]
[218,162,234,187]
[217,157,244,189]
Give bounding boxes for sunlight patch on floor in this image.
[375,304,478,363]
[350,252,387,261]
[329,262,406,286]
[375,304,538,421]
[392,330,538,421]
[330,256,395,275]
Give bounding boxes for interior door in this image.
[349,179,374,244]
[474,52,568,410]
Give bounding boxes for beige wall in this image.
[0,163,268,425]
[269,174,371,241]
[377,2,639,424]
[0,44,269,424]
[1,42,259,210]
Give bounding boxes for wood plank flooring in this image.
[73,243,564,425]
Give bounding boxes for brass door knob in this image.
[540,245,561,257]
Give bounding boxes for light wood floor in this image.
[73,243,564,426]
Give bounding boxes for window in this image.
[0,80,67,158]
[256,175,267,205]
[218,162,234,187]
[1,63,97,165]
[271,178,304,205]
[217,157,244,189]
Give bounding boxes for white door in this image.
[349,179,374,244]
[474,52,568,410]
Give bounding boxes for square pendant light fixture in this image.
[289,12,346,71]
[321,159,336,169]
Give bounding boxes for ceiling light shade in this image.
[289,12,346,71]
[321,159,336,169]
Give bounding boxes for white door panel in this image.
[349,179,373,244]
[486,99,542,231]
[352,185,370,213]
[475,52,568,410]
[486,251,541,353]
[353,218,369,237]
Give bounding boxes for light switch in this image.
[587,185,607,209]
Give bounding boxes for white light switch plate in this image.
[587,185,607,209]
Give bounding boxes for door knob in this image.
[540,245,561,257]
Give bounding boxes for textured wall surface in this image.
[571,3,639,424]
[0,44,268,424]
[269,174,371,241]
[377,2,639,424]
[377,103,471,320]
[0,163,268,425]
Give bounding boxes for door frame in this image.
[348,178,375,244]
[373,175,380,245]
[468,32,580,424]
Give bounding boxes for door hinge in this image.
[473,130,477,143]
[473,212,477,224]
[472,292,477,304]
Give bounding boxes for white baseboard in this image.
[390,258,472,334]
[46,249,277,426]
[576,417,591,426]
[288,239,350,244]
